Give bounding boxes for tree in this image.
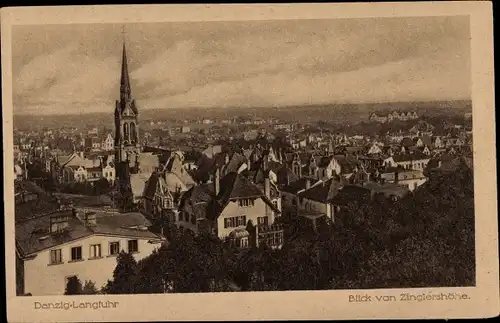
[94,178,111,195]
[167,231,227,293]
[97,164,474,294]
[104,251,139,294]
[64,276,83,295]
[328,165,475,289]
[134,244,175,294]
[82,280,99,294]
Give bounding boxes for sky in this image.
[12,16,471,115]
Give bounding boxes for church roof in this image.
[116,42,138,115]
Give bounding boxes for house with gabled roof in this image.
[316,155,342,180]
[15,209,164,295]
[58,153,103,184]
[380,168,427,191]
[296,176,344,223]
[142,172,178,218]
[209,172,282,248]
[366,142,383,155]
[281,176,322,216]
[101,133,114,151]
[414,135,432,148]
[333,154,359,179]
[177,169,283,250]
[391,151,431,171]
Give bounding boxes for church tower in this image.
[114,40,141,166]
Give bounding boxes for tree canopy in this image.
[101,165,475,294]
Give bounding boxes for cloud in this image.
[144,42,470,109]
[12,17,471,115]
[14,44,79,95]
[14,43,122,114]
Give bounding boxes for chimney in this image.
[247,154,252,171]
[56,198,63,210]
[263,151,269,172]
[79,151,84,159]
[394,171,399,183]
[264,172,271,199]
[214,167,220,195]
[135,153,140,172]
[84,212,97,227]
[305,178,311,189]
[50,214,70,234]
[438,160,442,168]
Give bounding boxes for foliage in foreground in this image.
[102,165,475,293]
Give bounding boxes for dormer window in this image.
[238,199,254,207]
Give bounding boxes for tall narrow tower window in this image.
[124,123,130,142]
[130,123,136,143]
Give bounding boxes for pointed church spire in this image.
[120,27,131,102]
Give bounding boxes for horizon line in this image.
[12,98,473,117]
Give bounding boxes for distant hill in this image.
[13,100,472,130]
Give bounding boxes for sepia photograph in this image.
[2,3,498,322]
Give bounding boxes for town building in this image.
[369,111,419,123]
[15,209,164,295]
[383,152,431,171]
[177,170,284,249]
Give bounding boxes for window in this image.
[276,232,284,245]
[128,240,139,253]
[257,216,268,226]
[123,123,130,142]
[164,198,172,209]
[240,237,249,248]
[238,215,246,226]
[70,246,82,262]
[50,249,62,265]
[224,216,246,228]
[269,234,276,246]
[89,244,101,259]
[109,242,120,256]
[238,199,254,207]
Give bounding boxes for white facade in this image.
[300,197,334,220]
[62,166,88,184]
[394,158,430,171]
[102,134,114,151]
[367,144,383,155]
[102,164,116,184]
[217,197,276,240]
[21,234,162,295]
[398,177,427,191]
[318,158,341,179]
